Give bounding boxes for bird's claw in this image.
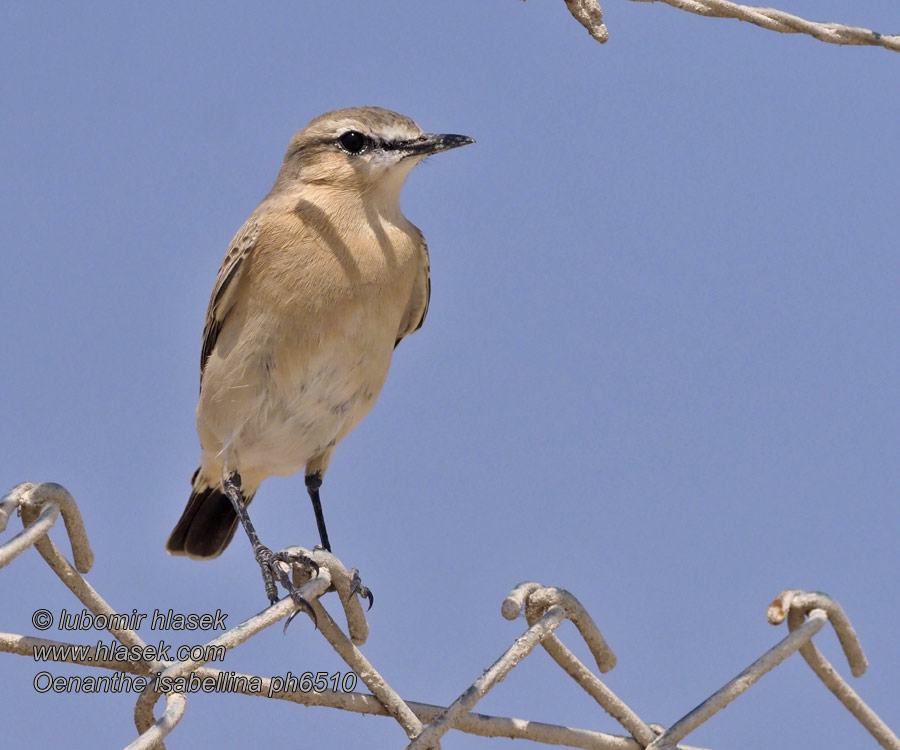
[283,594,317,634]
[348,568,374,611]
[275,549,320,632]
[253,544,318,630]
[274,549,320,578]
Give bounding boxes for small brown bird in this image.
[166,107,473,608]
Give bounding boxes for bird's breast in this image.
[197,221,419,479]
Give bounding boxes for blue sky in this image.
[2,2,898,748]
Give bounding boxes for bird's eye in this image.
[338,131,367,154]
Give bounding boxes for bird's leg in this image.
[305,472,331,552]
[305,472,373,609]
[222,471,317,623]
[221,472,276,599]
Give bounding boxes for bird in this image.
[166,107,473,612]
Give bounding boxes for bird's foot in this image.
[310,546,373,610]
[348,567,374,610]
[274,548,320,579]
[253,544,318,628]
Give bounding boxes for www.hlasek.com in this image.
[33,638,228,665]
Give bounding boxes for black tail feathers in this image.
[166,471,254,559]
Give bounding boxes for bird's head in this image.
[274,107,473,200]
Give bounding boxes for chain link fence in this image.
[2,482,896,749]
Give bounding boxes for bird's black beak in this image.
[402,133,475,157]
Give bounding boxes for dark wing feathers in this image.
[395,236,431,348]
[200,221,260,383]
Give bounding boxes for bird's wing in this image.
[200,219,260,383]
[395,236,431,347]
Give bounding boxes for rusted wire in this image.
[1,629,668,750]
[407,604,568,749]
[2,482,896,749]
[550,0,900,52]
[646,610,828,748]
[125,692,186,750]
[131,577,331,743]
[564,0,609,42]
[0,482,93,573]
[1,483,154,659]
[510,584,655,745]
[771,590,900,750]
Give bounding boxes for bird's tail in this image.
[165,469,254,559]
